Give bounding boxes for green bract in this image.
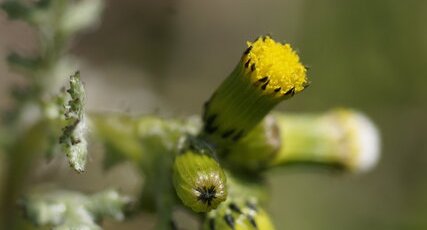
[223,115,281,172]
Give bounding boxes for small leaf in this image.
[59,71,88,172]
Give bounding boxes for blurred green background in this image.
[1,0,426,229]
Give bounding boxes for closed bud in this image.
[173,139,227,212]
[203,197,275,230]
[271,109,381,172]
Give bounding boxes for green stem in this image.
[0,120,56,229]
[91,114,199,229]
[272,113,341,166]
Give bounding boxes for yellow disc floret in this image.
[243,36,308,96]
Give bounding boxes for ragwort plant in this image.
[0,1,380,229]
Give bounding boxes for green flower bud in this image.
[271,109,381,172]
[203,197,275,230]
[223,115,281,172]
[173,139,227,212]
[202,36,309,146]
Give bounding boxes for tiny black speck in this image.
[209,218,215,230]
[261,80,270,90]
[245,59,251,68]
[221,129,236,139]
[251,63,256,72]
[232,130,244,142]
[258,76,269,82]
[204,125,218,134]
[206,114,217,126]
[244,46,252,55]
[284,87,295,96]
[224,214,235,229]
[247,215,258,229]
[229,203,242,214]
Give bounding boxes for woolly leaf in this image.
[59,71,88,172]
[20,189,131,230]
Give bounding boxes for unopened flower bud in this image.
[173,139,227,212]
[203,197,275,230]
[271,109,381,172]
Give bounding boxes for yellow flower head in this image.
[242,36,308,97]
[202,35,309,146]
